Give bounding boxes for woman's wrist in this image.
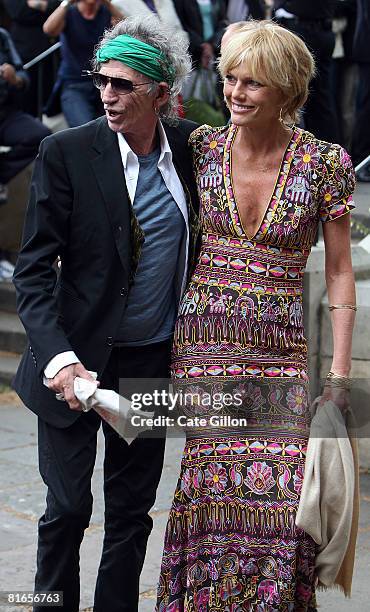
[325,370,352,390]
[329,365,351,378]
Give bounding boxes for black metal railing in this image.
[355,155,370,176]
[23,41,61,120]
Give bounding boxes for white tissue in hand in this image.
[74,377,98,407]
[73,376,155,443]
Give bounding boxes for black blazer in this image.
[13,116,199,428]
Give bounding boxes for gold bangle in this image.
[327,370,351,380]
[325,370,352,390]
[328,304,357,311]
[325,380,351,390]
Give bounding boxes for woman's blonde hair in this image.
[218,20,316,125]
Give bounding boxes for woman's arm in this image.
[323,213,356,377]
[101,0,125,22]
[43,1,124,37]
[43,0,72,37]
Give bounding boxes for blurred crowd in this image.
[0,0,370,280]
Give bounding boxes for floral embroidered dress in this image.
[156,124,355,612]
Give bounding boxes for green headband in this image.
[96,34,175,87]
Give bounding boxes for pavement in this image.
[0,395,369,612]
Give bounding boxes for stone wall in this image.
[306,238,370,468]
[0,165,33,253]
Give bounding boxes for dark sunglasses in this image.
[84,71,153,95]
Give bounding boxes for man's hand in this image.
[47,363,97,411]
[0,63,20,87]
[200,42,214,69]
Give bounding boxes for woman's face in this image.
[78,0,101,15]
[223,63,284,128]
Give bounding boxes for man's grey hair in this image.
[93,15,191,123]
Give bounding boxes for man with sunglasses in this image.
[12,15,198,612]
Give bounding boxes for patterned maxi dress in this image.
[156,124,355,612]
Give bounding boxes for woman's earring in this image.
[279,108,284,123]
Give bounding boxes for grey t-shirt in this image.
[117,147,185,345]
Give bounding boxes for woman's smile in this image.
[231,102,256,113]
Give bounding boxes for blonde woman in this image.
[156,20,356,611]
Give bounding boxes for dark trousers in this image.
[0,110,50,184]
[60,80,104,128]
[352,63,370,166]
[278,19,338,143]
[34,340,171,612]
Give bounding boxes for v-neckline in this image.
[224,124,301,241]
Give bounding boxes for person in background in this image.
[226,0,265,22]
[330,0,357,150]
[221,19,250,50]
[351,0,370,179]
[3,1,60,117]
[43,0,124,127]
[112,0,187,41]
[0,26,50,281]
[174,0,228,69]
[273,0,339,143]
[0,3,11,29]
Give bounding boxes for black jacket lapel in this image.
[90,119,131,277]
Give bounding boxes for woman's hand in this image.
[319,384,351,416]
[27,0,48,12]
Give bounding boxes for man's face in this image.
[99,60,157,135]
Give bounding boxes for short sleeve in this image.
[188,124,215,177]
[188,124,212,155]
[319,144,356,223]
